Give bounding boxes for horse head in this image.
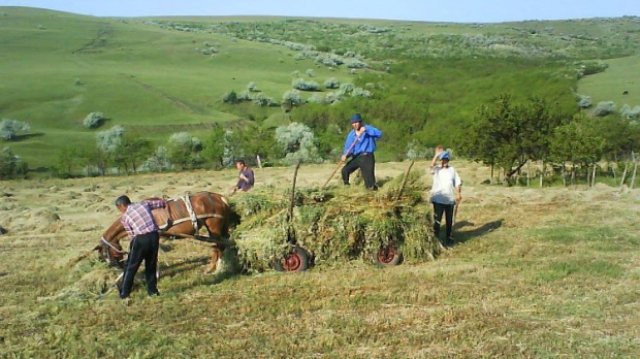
[98,217,127,268]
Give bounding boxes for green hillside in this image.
[577,54,640,109]
[1,6,639,171]
[0,7,352,167]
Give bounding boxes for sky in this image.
[0,0,638,23]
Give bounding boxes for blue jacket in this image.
[343,124,382,157]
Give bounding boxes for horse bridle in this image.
[100,236,126,263]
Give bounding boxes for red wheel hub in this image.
[283,252,302,271]
[378,246,397,264]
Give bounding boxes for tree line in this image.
[460,94,640,185]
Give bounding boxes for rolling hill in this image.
[0,7,353,167]
[1,6,639,170]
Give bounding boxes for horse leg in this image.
[202,217,224,274]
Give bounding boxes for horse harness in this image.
[100,193,225,263]
[167,194,224,233]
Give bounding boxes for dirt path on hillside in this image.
[123,74,209,115]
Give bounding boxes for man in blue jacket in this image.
[340,113,383,190]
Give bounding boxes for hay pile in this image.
[230,170,440,272]
[40,259,119,301]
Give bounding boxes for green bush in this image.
[324,77,340,89]
[247,82,259,92]
[577,95,592,109]
[0,119,30,141]
[292,78,320,91]
[83,112,106,129]
[574,60,608,78]
[283,90,304,106]
[620,105,640,120]
[593,101,615,117]
[223,90,239,104]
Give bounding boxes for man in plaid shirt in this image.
[115,195,166,299]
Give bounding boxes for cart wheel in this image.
[376,245,402,266]
[275,246,310,272]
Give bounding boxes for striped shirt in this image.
[120,199,166,238]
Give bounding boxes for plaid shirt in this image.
[121,199,166,238]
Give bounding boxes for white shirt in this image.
[430,166,461,205]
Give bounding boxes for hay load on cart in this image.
[230,168,442,272]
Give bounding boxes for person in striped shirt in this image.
[115,195,166,299]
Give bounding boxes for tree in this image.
[461,95,563,183]
[0,147,28,179]
[519,96,566,169]
[167,132,203,170]
[584,115,639,161]
[91,125,125,175]
[52,146,83,178]
[202,125,226,169]
[549,114,605,182]
[275,122,322,165]
[96,125,125,153]
[141,146,172,172]
[114,134,152,174]
[84,145,111,176]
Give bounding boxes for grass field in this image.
[577,54,640,110]
[1,161,639,357]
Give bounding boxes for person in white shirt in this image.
[430,146,462,247]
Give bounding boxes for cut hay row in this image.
[230,170,442,272]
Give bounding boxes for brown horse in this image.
[98,192,239,273]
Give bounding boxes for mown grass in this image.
[1,161,639,358]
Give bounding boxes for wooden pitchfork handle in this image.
[322,134,360,189]
[322,160,345,189]
[453,198,461,226]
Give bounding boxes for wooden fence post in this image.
[631,152,638,190]
[620,162,628,190]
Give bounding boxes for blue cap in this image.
[440,151,450,160]
[350,113,363,123]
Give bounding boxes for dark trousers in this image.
[120,231,160,298]
[342,153,377,189]
[433,202,455,242]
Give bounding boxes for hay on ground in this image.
[40,259,119,301]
